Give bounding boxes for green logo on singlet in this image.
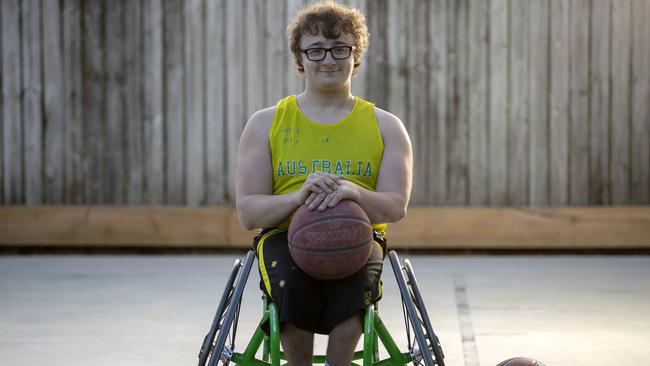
[276,159,373,177]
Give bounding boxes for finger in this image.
[303,180,323,194]
[310,185,324,194]
[328,177,342,189]
[323,177,341,191]
[326,190,343,208]
[319,191,337,211]
[315,179,336,193]
[308,192,327,210]
[304,192,317,205]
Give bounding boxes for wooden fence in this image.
[1,0,649,206]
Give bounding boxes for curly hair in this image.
[287,0,370,75]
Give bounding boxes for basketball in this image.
[496,357,546,366]
[288,200,374,281]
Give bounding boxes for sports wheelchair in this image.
[198,250,445,366]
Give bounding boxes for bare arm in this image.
[235,108,343,230]
[313,108,413,223]
[235,108,294,229]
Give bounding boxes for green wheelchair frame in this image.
[198,250,445,366]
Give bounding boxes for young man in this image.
[235,2,413,365]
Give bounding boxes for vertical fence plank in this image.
[143,0,164,203]
[509,0,529,205]
[489,0,508,205]
[404,0,417,197]
[351,0,368,98]
[83,0,105,203]
[163,0,185,204]
[549,0,570,205]
[105,0,125,204]
[354,0,369,98]
[286,0,305,95]
[2,0,22,203]
[266,1,286,107]
[386,0,407,123]
[610,0,632,204]
[124,0,143,204]
[429,0,447,204]
[528,0,549,206]
[43,0,65,203]
[0,0,3,203]
[631,0,650,203]
[446,0,468,205]
[226,0,245,201]
[22,0,43,204]
[405,0,430,204]
[184,0,205,206]
[468,0,488,205]
[569,0,590,205]
[245,0,266,116]
[365,0,388,108]
[590,0,611,204]
[349,0,368,99]
[63,0,83,203]
[206,0,226,204]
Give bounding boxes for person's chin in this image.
[318,70,340,78]
[317,79,344,90]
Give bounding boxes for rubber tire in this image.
[198,251,255,366]
[404,259,445,366]
[389,251,440,366]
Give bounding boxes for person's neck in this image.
[298,84,354,110]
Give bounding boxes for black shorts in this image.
[253,228,386,334]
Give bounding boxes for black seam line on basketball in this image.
[288,238,374,253]
[289,215,372,241]
[295,215,371,229]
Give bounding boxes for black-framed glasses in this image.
[301,46,356,61]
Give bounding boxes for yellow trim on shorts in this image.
[374,239,383,299]
[256,228,285,299]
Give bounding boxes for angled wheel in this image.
[198,251,256,366]
[198,256,242,366]
[403,258,445,366]
[389,251,445,366]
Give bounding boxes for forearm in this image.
[236,192,302,230]
[354,187,408,224]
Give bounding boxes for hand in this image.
[296,172,343,207]
[306,178,359,211]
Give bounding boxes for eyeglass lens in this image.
[305,46,352,61]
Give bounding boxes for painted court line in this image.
[454,275,480,366]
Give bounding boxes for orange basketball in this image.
[288,200,374,281]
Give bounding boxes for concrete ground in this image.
[1,253,649,366]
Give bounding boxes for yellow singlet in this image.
[269,95,387,234]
